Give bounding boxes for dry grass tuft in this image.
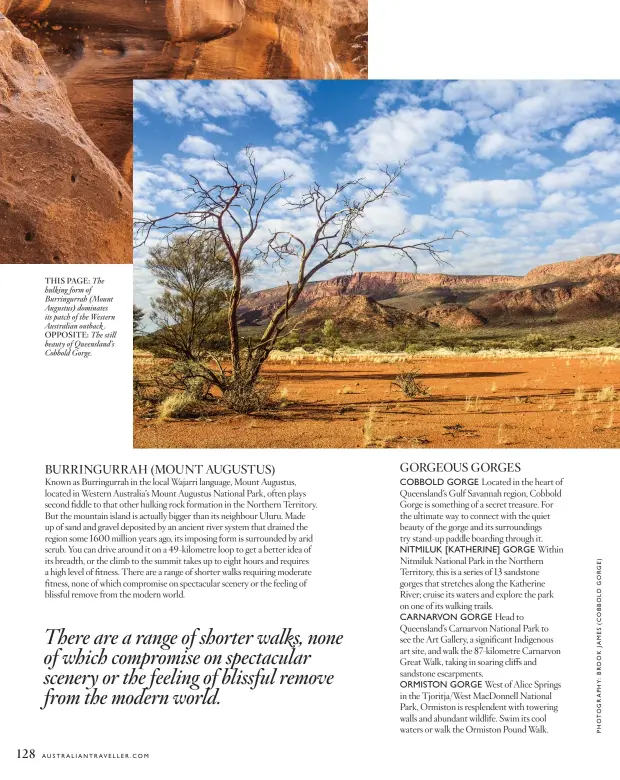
[465,395,483,412]
[596,386,617,402]
[496,423,511,446]
[362,407,376,447]
[158,392,196,421]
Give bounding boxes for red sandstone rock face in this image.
[0,15,132,263]
[473,276,620,321]
[240,255,620,328]
[2,1,368,178]
[519,253,620,286]
[292,295,431,335]
[239,270,521,323]
[418,304,486,330]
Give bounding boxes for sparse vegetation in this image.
[574,386,587,401]
[497,423,510,446]
[392,369,429,399]
[322,319,342,356]
[596,386,617,402]
[259,317,620,356]
[465,395,483,412]
[158,391,197,421]
[362,407,376,447]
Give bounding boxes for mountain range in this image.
[238,253,620,332]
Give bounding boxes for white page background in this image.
[2,4,620,771]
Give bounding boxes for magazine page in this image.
[1,3,619,779]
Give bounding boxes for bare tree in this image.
[135,147,460,410]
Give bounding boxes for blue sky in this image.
[133,80,620,312]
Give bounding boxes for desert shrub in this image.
[133,376,146,403]
[380,340,405,353]
[393,369,430,398]
[321,319,342,354]
[277,333,300,351]
[519,333,553,351]
[155,360,215,400]
[222,376,279,414]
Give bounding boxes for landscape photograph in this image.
[133,79,620,448]
[0,1,366,263]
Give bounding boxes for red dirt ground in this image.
[134,353,620,449]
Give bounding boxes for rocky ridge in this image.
[240,254,620,331]
[290,294,434,335]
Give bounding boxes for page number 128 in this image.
[18,749,35,759]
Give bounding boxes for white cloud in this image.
[538,148,620,191]
[475,132,524,159]
[349,107,466,165]
[594,185,620,205]
[133,79,620,292]
[562,117,617,153]
[541,220,620,261]
[357,194,413,237]
[243,147,314,187]
[134,80,308,127]
[446,81,620,136]
[505,193,594,235]
[445,81,620,164]
[274,128,320,155]
[404,141,468,195]
[443,179,537,213]
[374,85,423,112]
[202,122,232,136]
[177,157,228,180]
[442,81,520,120]
[133,163,188,214]
[314,120,339,140]
[520,153,552,170]
[178,135,220,157]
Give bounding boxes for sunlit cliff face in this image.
[1,1,367,179]
[0,0,246,41]
[0,14,132,263]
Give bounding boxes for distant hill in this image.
[239,253,620,332]
[239,270,520,325]
[291,295,436,337]
[520,253,620,286]
[472,277,620,323]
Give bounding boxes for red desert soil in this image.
[134,353,620,449]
